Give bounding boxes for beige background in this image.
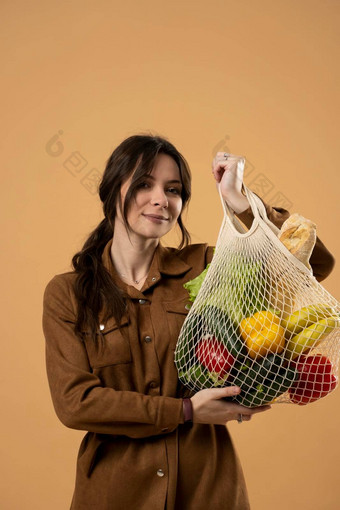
[1,0,339,508]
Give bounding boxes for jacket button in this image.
[149,381,157,388]
[157,469,165,477]
[144,336,152,343]
[138,299,147,304]
[151,276,157,281]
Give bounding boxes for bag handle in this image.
[217,159,313,276]
[217,158,280,236]
[242,184,268,220]
[218,184,248,234]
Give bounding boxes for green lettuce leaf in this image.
[183,263,211,302]
[183,256,270,324]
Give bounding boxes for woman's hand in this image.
[190,386,271,425]
[211,152,250,214]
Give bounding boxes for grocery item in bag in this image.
[174,160,340,407]
[278,213,316,270]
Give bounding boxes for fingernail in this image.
[233,387,241,394]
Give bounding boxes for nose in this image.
[150,187,168,208]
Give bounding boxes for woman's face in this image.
[117,153,183,241]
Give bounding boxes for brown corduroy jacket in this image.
[42,199,335,510]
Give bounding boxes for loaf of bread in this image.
[278,213,317,269]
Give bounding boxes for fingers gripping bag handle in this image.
[219,177,313,276]
[174,159,340,408]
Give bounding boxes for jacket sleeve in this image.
[235,194,336,283]
[42,275,185,438]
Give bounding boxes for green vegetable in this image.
[178,364,212,391]
[183,256,270,324]
[183,263,211,302]
[225,354,299,408]
[206,305,246,360]
[175,305,246,363]
[175,305,247,390]
[178,361,235,391]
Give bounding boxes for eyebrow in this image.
[145,175,182,185]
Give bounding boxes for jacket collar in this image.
[156,244,192,276]
[101,237,192,289]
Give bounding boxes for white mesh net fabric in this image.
[174,174,340,408]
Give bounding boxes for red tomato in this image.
[289,354,338,405]
[195,336,235,379]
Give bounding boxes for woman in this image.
[42,134,335,510]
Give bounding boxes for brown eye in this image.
[137,182,150,189]
[167,187,180,195]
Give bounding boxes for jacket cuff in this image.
[156,396,186,432]
[182,398,193,423]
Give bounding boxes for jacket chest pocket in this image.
[82,316,132,369]
[163,297,192,351]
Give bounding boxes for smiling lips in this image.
[143,214,169,221]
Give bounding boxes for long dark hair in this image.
[71,133,192,341]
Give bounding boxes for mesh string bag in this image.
[174,165,340,407]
